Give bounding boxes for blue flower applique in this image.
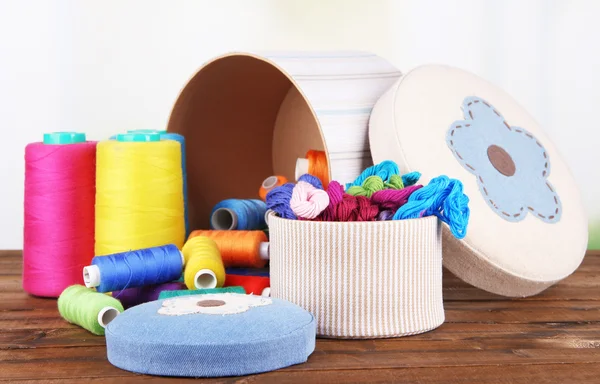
[446,96,561,223]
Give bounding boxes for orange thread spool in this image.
[188,230,269,268]
[301,150,330,189]
[259,175,288,201]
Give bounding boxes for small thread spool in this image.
[128,129,190,236]
[158,286,245,299]
[23,132,96,297]
[83,244,184,293]
[58,285,124,335]
[259,176,288,201]
[182,236,226,290]
[95,133,185,255]
[224,274,271,297]
[210,199,267,230]
[112,282,186,309]
[295,150,330,188]
[189,230,269,268]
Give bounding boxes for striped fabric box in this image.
[269,214,444,339]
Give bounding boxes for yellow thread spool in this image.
[95,133,185,256]
[182,236,226,290]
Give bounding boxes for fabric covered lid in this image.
[106,293,316,377]
[369,65,588,297]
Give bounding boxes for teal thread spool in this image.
[57,285,124,335]
[127,129,189,236]
[158,286,245,299]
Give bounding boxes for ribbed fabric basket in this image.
[269,215,444,339]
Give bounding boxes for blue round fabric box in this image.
[105,293,316,377]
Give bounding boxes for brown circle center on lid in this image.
[487,145,516,176]
[197,299,226,307]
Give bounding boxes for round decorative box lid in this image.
[369,65,588,297]
[105,293,316,377]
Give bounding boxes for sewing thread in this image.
[189,230,269,268]
[211,199,267,230]
[84,244,184,293]
[290,181,330,219]
[112,282,185,309]
[346,176,385,198]
[266,183,297,219]
[158,286,245,299]
[316,181,345,221]
[224,274,271,296]
[182,236,226,290]
[306,150,330,189]
[23,133,96,297]
[346,160,399,189]
[298,173,324,190]
[58,285,124,335]
[95,133,185,256]
[394,175,470,239]
[371,184,423,210]
[259,175,288,201]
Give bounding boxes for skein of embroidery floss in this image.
[182,236,226,290]
[58,285,124,336]
[95,133,185,255]
[23,132,96,297]
[210,199,267,230]
[224,274,271,296]
[189,230,269,268]
[295,150,330,188]
[259,175,288,201]
[83,244,184,293]
[128,129,190,236]
[112,282,185,309]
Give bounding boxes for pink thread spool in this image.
[23,132,96,297]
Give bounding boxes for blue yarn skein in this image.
[298,173,323,189]
[265,183,297,219]
[346,160,400,189]
[393,176,470,239]
[210,199,267,230]
[91,245,183,293]
[402,171,421,187]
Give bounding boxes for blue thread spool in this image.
[82,244,185,293]
[125,129,189,237]
[210,199,267,230]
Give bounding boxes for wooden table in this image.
[1,250,600,383]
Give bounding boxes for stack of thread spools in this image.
[23,130,271,336]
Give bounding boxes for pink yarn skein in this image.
[290,181,330,219]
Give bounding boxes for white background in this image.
[1,0,599,249]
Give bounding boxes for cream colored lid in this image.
[369,65,588,297]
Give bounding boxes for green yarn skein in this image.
[58,285,124,336]
[346,176,385,198]
[384,174,405,190]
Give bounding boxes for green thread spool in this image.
[158,286,245,299]
[58,285,124,335]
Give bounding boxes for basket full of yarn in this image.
[266,160,470,339]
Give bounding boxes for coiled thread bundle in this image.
[224,274,271,296]
[182,236,226,290]
[211,199,267,230]
[84,244,184,293]
[112,281,185,309]
[394,175,470,239]
[189,230,269,268]
[305,150,330,189]
[58,285,124,335]
[23,135,96,297]
[95,136,185,255]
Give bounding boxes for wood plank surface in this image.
[1,250,599,383]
